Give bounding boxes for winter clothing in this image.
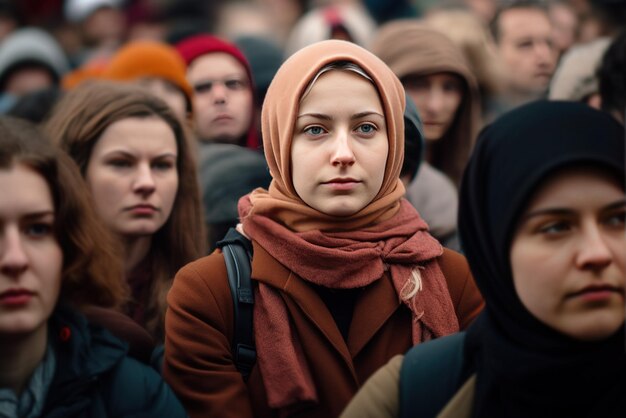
[549,37,611,102]
[175,34,260,149]
[285,4,377,57]
[164,241,483,418]
[370,20,480,186]
[341,100,626,418]
[460,101,626,418]
[406,163,459,250]
[199,143,271,226]
[0,27,69,91]
[40,306,186,417]
[64,0,123,23]
[234,35,283,105]
[340,355,475,418]
[164,40,484,418]
[103,40,193,108]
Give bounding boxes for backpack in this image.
[398,331,467,418]
[215,227,257,381]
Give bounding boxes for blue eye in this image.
[356,123,377,135]
[304,126,326,136]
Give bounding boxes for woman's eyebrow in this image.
[520,208,573,222]
[297,113,332,120]
[602,199,626,211]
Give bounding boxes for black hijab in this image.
[459,101,626,418]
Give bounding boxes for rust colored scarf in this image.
[240,197,459,410]
[241,40,459,411]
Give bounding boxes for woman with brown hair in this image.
[0,116,186,416]
[164,40,483,418]
[45,81,206,341]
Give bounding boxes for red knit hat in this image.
[175,34,259,150]
[103,40,193,108]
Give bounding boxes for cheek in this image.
[159,173,179,216]
[510,242,563,320]
[290,145,310,196]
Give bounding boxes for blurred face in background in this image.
[85,117,179,238]
[403,73,463,142]
[187,52,253,144]
[496,7,557,95]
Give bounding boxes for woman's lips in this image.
[0,289,34,306]
[323,178,361,191]
[569,285,624,302]
[127,204,158,215]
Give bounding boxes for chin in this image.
[562,313,624,342]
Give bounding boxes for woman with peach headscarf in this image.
[164,40,483,418]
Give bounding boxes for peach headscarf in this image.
[246,39,406,232]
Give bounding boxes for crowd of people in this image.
[0,0,624,417]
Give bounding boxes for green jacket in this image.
[41,306,187,418]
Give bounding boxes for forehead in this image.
[499,8,551,39]
[0,163,53,214]
[525,166,624,211]
[94,117,178,154]
[300,70,381,108]
[187,52,248,80]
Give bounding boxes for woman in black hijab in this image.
[460,100,625,418]
[341,100,625,418]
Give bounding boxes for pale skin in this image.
[187,52,253,144]
[0,164,63,395]
[291,70,388,217]
[510,167,626,341]
[496,7,556,96]
[403,73,463,143]
[85,117,178,274]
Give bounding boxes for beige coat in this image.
[340,354,475,418]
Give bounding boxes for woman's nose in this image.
[330,131,356,166]
[0,227,29,278]
[575,223,613,271]
[133,163,157,195]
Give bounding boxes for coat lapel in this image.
[250,242,402,369]
[347,272,401,357]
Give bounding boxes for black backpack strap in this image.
[216,228,256,380]
[399,331,466,418]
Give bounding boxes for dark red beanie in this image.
[176,34,259,150]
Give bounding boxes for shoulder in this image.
[437,249,484,329]
[169,250,230,307]
[101,356,187,417]
[438,248,470,280]
[340,355,403,418]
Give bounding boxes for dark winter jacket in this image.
[41,306,187,418]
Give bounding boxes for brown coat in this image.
[164,241,483,418]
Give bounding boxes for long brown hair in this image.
[45,81,206,339]
[0,116,127,309]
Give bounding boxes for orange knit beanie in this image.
[103,40,193,104]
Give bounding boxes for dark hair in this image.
[0,116,127,309]
[45,81,206,338]
[490,0,548,43]
[598,30,626,118]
